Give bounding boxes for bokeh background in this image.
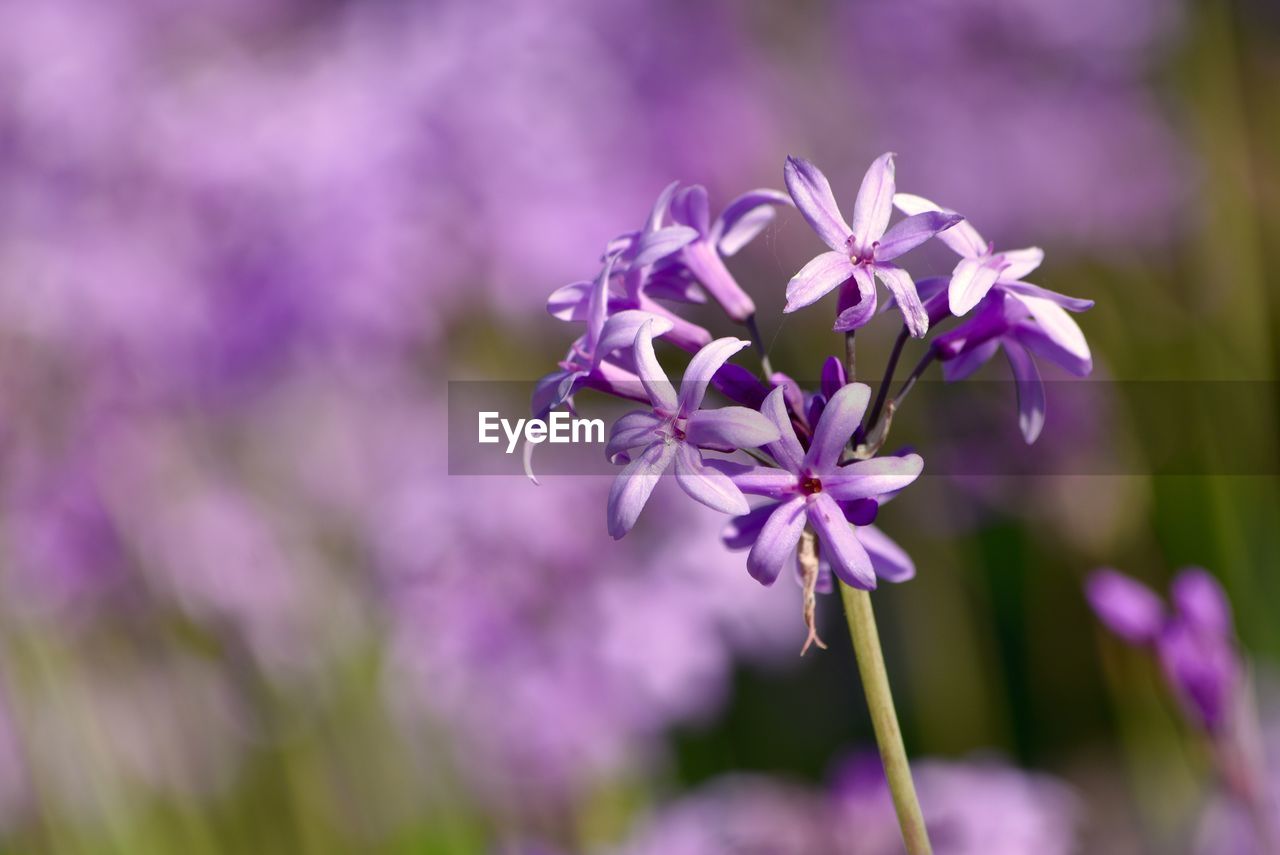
[0,0,1277,852]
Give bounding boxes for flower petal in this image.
[710,362,771,410]
[605,410,664,463]
[594,310,674,365]
[722,503,778,550]
[546,280,593,321]
[804,382,871,473]
[643,265,706,304]
[632,225,700,267]
[1086,569,1165,644]
[606,441,675,539]
[758,386,805,473]
[714,189,791,256]
[677,337,751,417]
[875,211,965,262]
[874,263,929,338]
[783,156,851,251]
[586,253,619,346]
[669,185,711,235]
[820,356,847,399]
[948,256,1004,317]
[833,266,878,332]
[1000,281,1094,312]
[933,291,1011,361]
[823,454,924,501]
[532,368,575,420]
[1008,292,1092,374]
[746,496,807,586]
[1170,568,1233,637]
[1009,293,1090,360]
[633,297,712,352]
[674,443,750,515]
[859,525,915,583]
[1004,338,1046,443]
[785,251,856,313]
[706,459,798,499]
[941,338,999,382]
[1157,620,1236,731]
[893,192,986,257]
[685,406,780,451]
[633,320,677,411]
[850,153,896,247]
[997,247,1044,281]
[646,180,679,232]
[808,493,876,589]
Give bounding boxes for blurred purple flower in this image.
[715,384,923,589]
[606,324,778,537]
[1195,702,1280,855]
[840,0,1186,248]
[784,154,962,337]
[831,754,1080,855]
[607,775,835,855]
[1086,568,1166,644]
[602,755,1078,854]
[383,470,800,812]
[1087,567,1241,732]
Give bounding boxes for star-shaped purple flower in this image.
[605,321,780,539]
[783,154,963,337]
[929,282,1093,444]
[1087,567,1240,733]
[894,192,1046,317]
[714,383,924,588]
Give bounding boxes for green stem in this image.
[839,582,933,855]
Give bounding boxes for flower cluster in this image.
[1087,568,1280,851]
[1087,567,1240,732]
[538,154,1094,642]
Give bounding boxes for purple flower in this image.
[930,283,1093,444]
[894,192,1045,316]
[605,322,780,539]
[1086,567,1240,732]
[663,184,791,322]
[715,383,923,589]
[783,154,963,337]
[533,254,677,419]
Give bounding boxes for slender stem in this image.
[839,582,933,854]
[844,331,857,380]
[865,325,910,434]
[745,314,774,378]
[891,349,935,412]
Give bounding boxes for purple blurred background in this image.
[0,0,1277,852]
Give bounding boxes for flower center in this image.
[659,416,687,443]
[845,235,877,266]
[800,475,822,495]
